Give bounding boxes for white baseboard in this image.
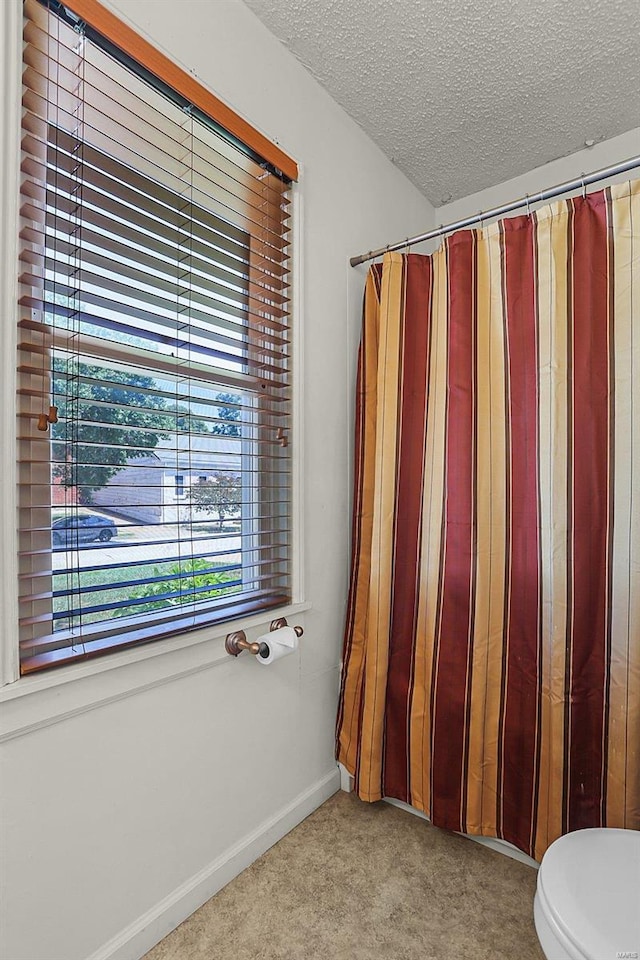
[338,762,354,793]
[383,797,539,869]
[87,767,341,960]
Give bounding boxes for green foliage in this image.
[211,392,242,437]
[52,361,169,499]
[189,473,242,529]
[52,558,240,631]
[126,558,240,612]
[52,360,210,500]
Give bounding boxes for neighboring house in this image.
[92,435,241,524]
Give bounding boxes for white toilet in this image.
[534,827,640,960]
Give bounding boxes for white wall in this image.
[0,2,435,959]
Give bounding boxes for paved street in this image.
[52,519,242,570]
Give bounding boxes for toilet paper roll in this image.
[256,625,299,665]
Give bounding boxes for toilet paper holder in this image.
[225,617,304,657]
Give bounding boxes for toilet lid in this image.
[537,828,640,960]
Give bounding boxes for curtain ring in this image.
[581,172,587,200]
[525,194,531,217]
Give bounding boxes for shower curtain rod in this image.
[350,154,640,267]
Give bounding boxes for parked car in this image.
[52,513,118,547]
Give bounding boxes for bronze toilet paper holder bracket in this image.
[225,617,304,658]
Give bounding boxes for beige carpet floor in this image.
[143,790,546,960]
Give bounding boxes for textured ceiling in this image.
[243,0,640,204]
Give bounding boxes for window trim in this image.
[0,0,22,689]
[1,0,304,690]
[0,600,312,737]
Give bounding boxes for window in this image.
[18,0,297,673]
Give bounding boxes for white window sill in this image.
[0,600,311,742]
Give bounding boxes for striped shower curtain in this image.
[337,180,640,861]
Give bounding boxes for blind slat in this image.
[18,300,289,378]
[17,318,291,394]
[20,222,290,307]
[22,565,290,608]
[20,197,290,288]
[19,261,288,334]
[20,574,289,628]
[22,0,298,181]
[18,308,290,374]
[21,43,291,207]
[20,244,288,322]
[19,592,292,672]
[21,129,291,258]
[21,72,291,223]
[19,304,289,357]
[19,165,290,277]
[21,26,292,201]
[19,528,291,559]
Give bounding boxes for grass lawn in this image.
[53,558,240,629]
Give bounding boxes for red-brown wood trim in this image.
[61,0,299,182]
[20,593,292,675]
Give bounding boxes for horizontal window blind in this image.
[18,0,294,673]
